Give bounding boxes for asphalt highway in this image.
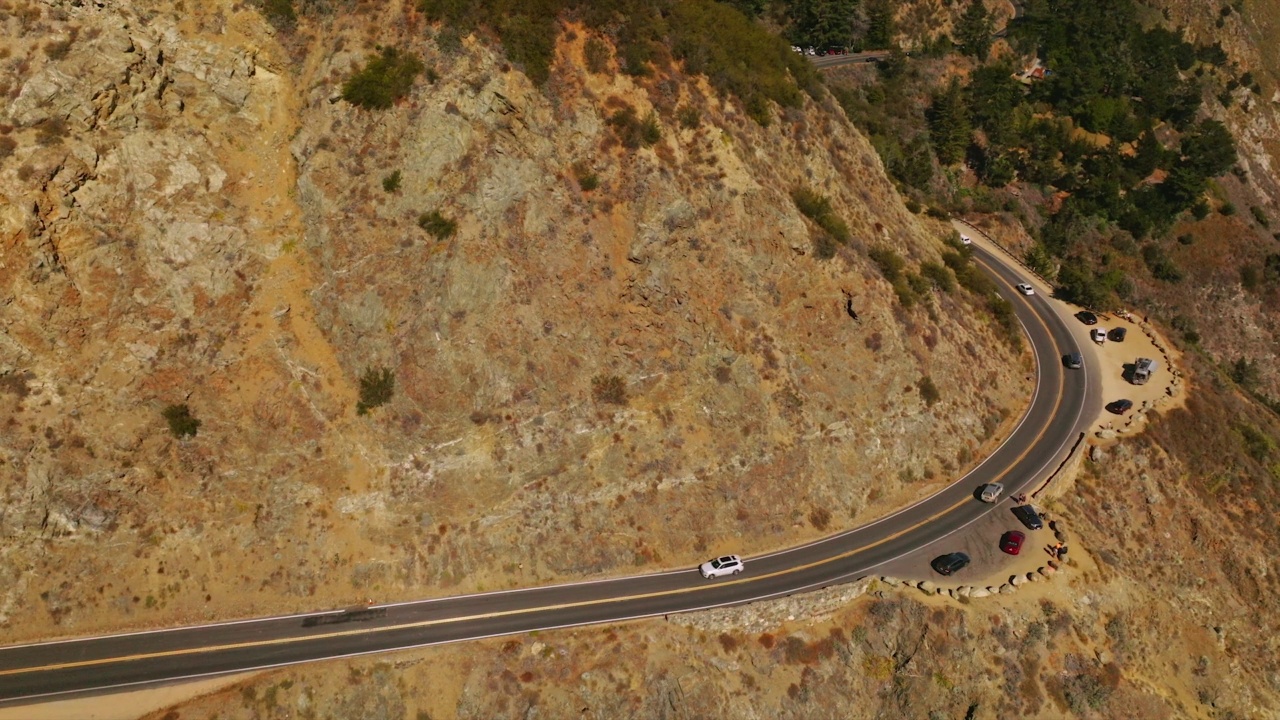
[0,242,1096,705]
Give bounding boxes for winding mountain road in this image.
[0,240,1098,705]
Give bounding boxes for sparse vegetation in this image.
[572,161,598,191]
[917,376,940,407]
[417,210,457,239]
[591,374,627,405]
[606,106,661,149]
[791,187,851,258]
[583,36,610,74]
[162,404,200,438]
[342,47,425,110]
[417,0,820,122]
[381,170,402,193]
[357,367,395,415]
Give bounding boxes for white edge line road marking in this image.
[0,245,1083,679]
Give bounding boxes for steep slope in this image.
[0,0,1025,644]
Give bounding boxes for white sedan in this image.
[699,555,744,579]
[1016,282,1035,296]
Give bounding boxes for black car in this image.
[1011,504,1044,530]
[1106,399,1134,414]
[931,552,971,576]
[1108,327,1127,342]
[1075,311,1098,326]
[1063,352,1083,369]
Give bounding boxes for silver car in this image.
[699,555,744,579]
[979,482,1004,503]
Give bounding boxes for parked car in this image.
[1016,282,1035,296]
[1106,399,1134,414]
[699,555,744,579]
[979,482,1004,503]
[1064,352,1083,369]
[1108,327,1128,342]
[1011,504,1044,530]
[931,552,971,576]
[1090,328,1107,344]
[1075,311,1098,325]
[1000,530,1026,555]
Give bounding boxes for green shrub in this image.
[572,161,599,191]
[791,187,851,245]
[868,246,906,282]
[920,261,955,292]
[342,47,425,110]
[1220,201,1236,216]
[677,105,701,130]
[1171,315,1199,344]
[162,404,200,438]
[917,376,941,407]
[357,367,395,415]
[584,37,610,74]
[1141,243,1183,282]
[418,211,457,239]
[1241,264,1261,290]
[259,0,296,30]
[1250,206,1270,227]
[591,374,627,405]
[381,170,402,193]
[606,106,662,149]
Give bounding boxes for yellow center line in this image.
[5,258,1072,680]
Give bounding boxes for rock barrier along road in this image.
[0,242,1096,705]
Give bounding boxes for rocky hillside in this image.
[0,0,1027,646]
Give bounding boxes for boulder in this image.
[918,580,936,594]
[999,584,1015,594]
[969,588,990,598]
[1039,566,1056,577]
[1027,572,1041,583]
[1010,575,1025,587]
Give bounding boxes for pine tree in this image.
[955,0,993,61]
[928,79,972,165]
[863,0,894,49]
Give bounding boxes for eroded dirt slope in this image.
[0,0,1026,642]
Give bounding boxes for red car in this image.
[1000,530,1026,555]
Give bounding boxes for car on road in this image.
[1075,310,1098,325]
[931,552,971,576]
[1016,282,1035,296]
[979,482,1004,503]
[699,555,744,578]
[1108,327,1128,342]
[1064,352,1083,369]
[1011,504,1044,530]
[1090,328,1107,344]
[1106,399,1134,414]
[1000,531,1026,555]
[960,234,972,245]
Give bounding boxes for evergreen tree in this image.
[927,79,973,165]
[956,0,994,61]
[863,0,895,48]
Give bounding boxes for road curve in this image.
[0,242,1094,705]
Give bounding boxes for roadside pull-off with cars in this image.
[700,555,744,579]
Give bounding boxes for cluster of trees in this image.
[828,0,1241,309]
[416,0,821,124]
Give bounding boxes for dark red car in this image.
[1000,530,1026,555]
